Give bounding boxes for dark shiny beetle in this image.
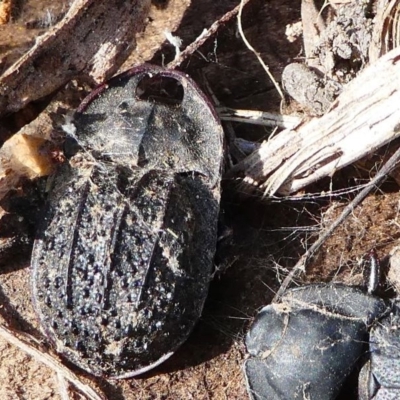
[359,300,400,400]
[244,284,390,400]
[31,65,224,378]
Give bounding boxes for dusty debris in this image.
[285,21,302,43]
[284,0,375,114]
[315,0,374,78]
[300,0,373,78]
[0,322,105,400]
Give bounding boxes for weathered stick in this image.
[231,46,400,196]
[0,0,150,117]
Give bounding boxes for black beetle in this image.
[244,284,390,400]
[358,300,400,400]
[31,65,224,378]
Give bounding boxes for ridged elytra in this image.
[31,65,224,378]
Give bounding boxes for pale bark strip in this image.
[218,107,301,129]
[0,0,150,117]
[232,46,400,196]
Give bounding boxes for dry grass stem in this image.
[237,0,284,100]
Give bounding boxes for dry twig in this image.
[167,0,252,69]
[0,322,105,400]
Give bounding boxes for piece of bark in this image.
[0,0,150,117]
[231,46,400,196]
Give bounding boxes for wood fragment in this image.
[217,107,301,129]
[0,0,151,117]
[232,46,400,196]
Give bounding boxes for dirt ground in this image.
[0,0,399,399]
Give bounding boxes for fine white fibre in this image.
[164,30,182,60]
